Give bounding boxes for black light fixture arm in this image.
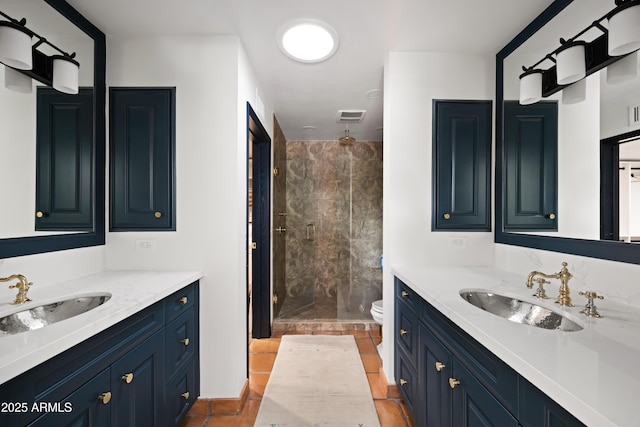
[0,10,76,60]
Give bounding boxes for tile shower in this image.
[275,139,383,321]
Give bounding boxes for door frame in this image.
[247,103,272,339]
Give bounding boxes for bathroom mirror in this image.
[0,0,105,258]
[496,0,640,264]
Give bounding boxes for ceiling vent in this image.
[336,109,366,123]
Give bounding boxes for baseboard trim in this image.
[188,380,250,416]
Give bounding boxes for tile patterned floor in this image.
[180,328,414,427]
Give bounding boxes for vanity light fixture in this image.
[519,0,640,105]
[0,10,79,94]
[519,68,543,105]
[556,40,586,85]
[277,19,339,63]
[607,0,640,56]
[0,20,32,70]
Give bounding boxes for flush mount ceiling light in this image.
[278,19,339,63]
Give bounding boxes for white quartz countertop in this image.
[0,270,203,385]
[392,265,640,427]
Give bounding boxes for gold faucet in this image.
[526,262,573,307]
[0,274,32,304]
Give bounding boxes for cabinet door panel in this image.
[165,308,195,374]
[504,101,558,231]
[433,100,492,230]
[29,368,110,427]
[110,88,175,230]
[36,88,94,231]
[166,362,196,427]
[451,361,518,427]
[111,330,165,427]
[421,325,452,427]
[395,351,421,424]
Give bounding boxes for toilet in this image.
[370,299,383,360]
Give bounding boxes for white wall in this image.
[383,51,496,382]
[104,35,272,398]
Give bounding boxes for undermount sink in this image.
[459,289,583,332]
[0,294,111,336]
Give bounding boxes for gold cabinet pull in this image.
[401,291,409,298]
[399,379,407,386]
[36,211,44,218]
[121,373,134,384]
[154,211,162,218]
[181,392,190,400]
[180,296,188,305]
[443,213,451,220]
[182,338,190,346]
[435,362,446,372]
[98,392,112,404]
[400,329,408,336]
[546,213,556,220]
[449,378,460,389]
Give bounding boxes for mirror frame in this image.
[495,0,640,265]
[0,0,105,259]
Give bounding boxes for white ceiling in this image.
[63,0,555,141]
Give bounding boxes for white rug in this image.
[253,335,381,427]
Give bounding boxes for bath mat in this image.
[253,334,381,426]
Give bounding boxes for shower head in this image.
[339,128,355,145]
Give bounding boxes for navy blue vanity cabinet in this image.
[395,280,424,425]
[28,368,111,427]
[0,281,200,427]
[518,377,586,427]
[164,283,200,426]
[35,88,94,231]
[110,330,165,427]
[394,276,584,427]
[432,100,492,231]
[503,101,558,231]
[109,88,176,231]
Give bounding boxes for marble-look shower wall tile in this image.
[281,140,383,320]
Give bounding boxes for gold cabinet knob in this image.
[180,296,188,305]
[36,211,44,218]
[181,392,190,400]
[400,329,408,336]
[546,213,556,220]
[443,213,451,220]
[121,373,134,384]
[182,338,190,346]
[154,211,162,218]
[435,362,446,372]
[399,379,407,386]
[98,392,112,404]
[401,291,409,298]
[449,378,460,389]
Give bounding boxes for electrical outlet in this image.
[449,237,467,248]
[136,239,155,251]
